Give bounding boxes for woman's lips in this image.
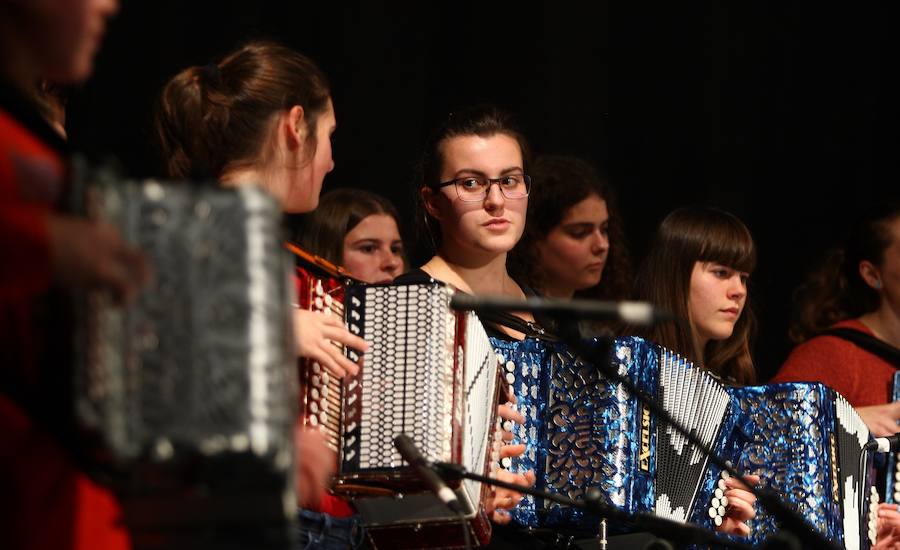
[483,218,510,230]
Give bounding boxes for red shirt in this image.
[0,87,130,550]
[771,318,896,407]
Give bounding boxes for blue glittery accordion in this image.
[496,335,881,549]
[725,383,880,549]
[881,372,900,504]
[494,335,738,531]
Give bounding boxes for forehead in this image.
[345,213,400,240]
[439,133,523,176]
[560,194,608,224]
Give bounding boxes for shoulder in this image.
[771,321,870,382]
[393,268,439,285]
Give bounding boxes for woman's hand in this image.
[295,426,336,508]
[48,215,150,303]
[486,390,535,524]
[293,309,368,378]
[486,468,536,524]
[858,403,900,437]
[716,474,759,537]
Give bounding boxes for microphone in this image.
[864,433,900,453]
[449,294,675,326]
[393,434,463,514]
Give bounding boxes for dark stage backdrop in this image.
[65,1,896,381]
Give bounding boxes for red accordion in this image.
[287,242,502,549]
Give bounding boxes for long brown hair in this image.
[789,200,900,343]
[507,154,632,302]
[154,40,330,179]
[634,206,757,384]
[292,188,407,269]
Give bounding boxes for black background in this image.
[65,1,897,381]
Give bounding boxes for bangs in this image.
[694,216,757,273]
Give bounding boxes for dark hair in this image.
[292,188,406,268]
[508,154,632,301]
[154,40,331,179]
[414,104,532,251]
[789,200,900,343]
[634,206,757,384]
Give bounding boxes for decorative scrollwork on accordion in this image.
[498,335,880,549]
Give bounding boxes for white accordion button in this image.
[309,415,318,426]
[505,361,515,372]
[714,488,724,499]
[714,516,723,527]
[708,507,717,519]
[717,479,727,491]
[311,388,320,400]
[711,497,720,509]
[310,402,319,414]
[501,457,512,469]
[315,280,324,295]
[721,470,731,480]
[506,373,515,385]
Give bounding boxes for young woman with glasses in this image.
[394,104,551,547]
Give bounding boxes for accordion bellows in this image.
[501,335,879,549]
[72,167,297,542]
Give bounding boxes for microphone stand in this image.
[431,461,755,550]
[449,295,840,550]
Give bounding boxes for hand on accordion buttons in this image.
[49,215,151,304]
[879,503,900,537]
[875,527,900,550]
[857,403,900,437]
[486,468,536,525]
[716,474,760,537]
[498,391,525,443]
[295,426,337,508]
[294,309,368,377]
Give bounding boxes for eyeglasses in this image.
[429,174,532,202]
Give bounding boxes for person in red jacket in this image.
[772,201,900,432]
[771,201,900,547]
[0,1,150,549]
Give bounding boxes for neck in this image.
[859,304,900,349]
[539,283,575,300]
[220,166,264,189]
[423,251,521,298]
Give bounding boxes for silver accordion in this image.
[71,162,298,549]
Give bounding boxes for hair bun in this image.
[199,63,221,87]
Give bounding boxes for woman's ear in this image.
[421,186,443,221]
[859,260,883,291]
[285,105,307,150]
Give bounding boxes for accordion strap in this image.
[818,327,900,368]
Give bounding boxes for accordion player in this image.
[289,251,504,550]
[68,162,299,550]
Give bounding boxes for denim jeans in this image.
[296,508,366,550]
